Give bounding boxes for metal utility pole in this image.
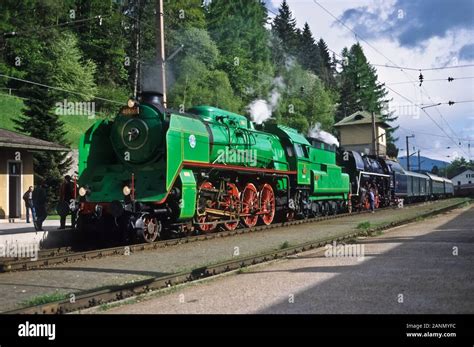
[133,4,141,99]
[371,112,377,156]
[417,150,420,172]
[406,135,415,171]
[156,0,167,107]
[469,142,472,163]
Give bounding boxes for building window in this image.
[9,162,21,175]
[458,181,461,185]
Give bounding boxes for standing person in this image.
[359,182,367,211]
[32,182,48,231]
[22,186,35,223]
[369,187,375,213]
[59,175,74,229]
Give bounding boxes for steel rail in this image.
[5,198,469,314]
[0,199,463,273]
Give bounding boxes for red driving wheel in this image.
[259,184,275,225]
[241,183,258,227]
[196,181,217,232]
[221,183,240,230]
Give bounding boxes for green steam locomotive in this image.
[76,92,350,242]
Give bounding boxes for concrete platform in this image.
[0,218,72,249]
[0,199,468,312]
[101,205,474,314]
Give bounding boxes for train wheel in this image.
[222,183,240,231]
[142,216,161,243]
[285,211,295,221]
[364,197,370,210]
[374,194,380,209]
[196,181,217,233]
[241,183,258,227]
[259,184,275,225]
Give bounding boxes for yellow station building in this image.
[0,128,69,221]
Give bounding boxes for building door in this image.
[8,162,22,218]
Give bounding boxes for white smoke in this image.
[247,77,284,124]
[308,123,340,147]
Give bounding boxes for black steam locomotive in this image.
[338,150,454,210]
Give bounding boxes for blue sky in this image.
[265,0,474,162]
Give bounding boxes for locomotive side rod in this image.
[1,199,466,273]
[6,198,469,314]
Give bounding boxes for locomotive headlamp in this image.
[127,99,135,108]
[79,187,87,197]
[123,185,131,196]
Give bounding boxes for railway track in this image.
[5,198,470,314]
[0,206,366,272]
[0,199,465,273]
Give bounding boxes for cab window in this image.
[294,144,308,158]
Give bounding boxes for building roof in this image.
[0,128,69,151]
[334,110,390,128]
[450,168,474,180]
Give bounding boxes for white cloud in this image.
[282,0,474,161]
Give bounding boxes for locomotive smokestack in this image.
[139,91,164,107]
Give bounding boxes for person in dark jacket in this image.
[32,182,48,231]
[22,186,35,223]
[369,187,375,213]
[59,175,75,229]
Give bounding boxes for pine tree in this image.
[335,43,398,156]
[297,23,322,76]
[207,0,273,104]
[317,38,336,89]
[272,0,299,55]
[12,31,97,207]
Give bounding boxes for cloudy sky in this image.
[265,0,474,162]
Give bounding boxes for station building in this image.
[0,128,69,221]
[334,111,389,157]
[451,168,474,197]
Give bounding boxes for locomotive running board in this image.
[355,171,391,196]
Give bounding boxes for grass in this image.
[356,221,371,230]
[279,240,290,249]
[0,93,99,148]
[20,292,68,307]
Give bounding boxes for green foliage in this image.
[72,0,128,87]
[317,39,337,89]
[335,43,397,153]
[173,28,220,69]
[20,292,68,307]
[273,61,336,134]
[357,221,371,230]
[445,157,474,178]
[168,56,241,112]
[207,0,274,103]
[0,0,403,192]
[50,32,97,101]
[0,93,97,148]
[297,23,322,76]
[272,0,299,54]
